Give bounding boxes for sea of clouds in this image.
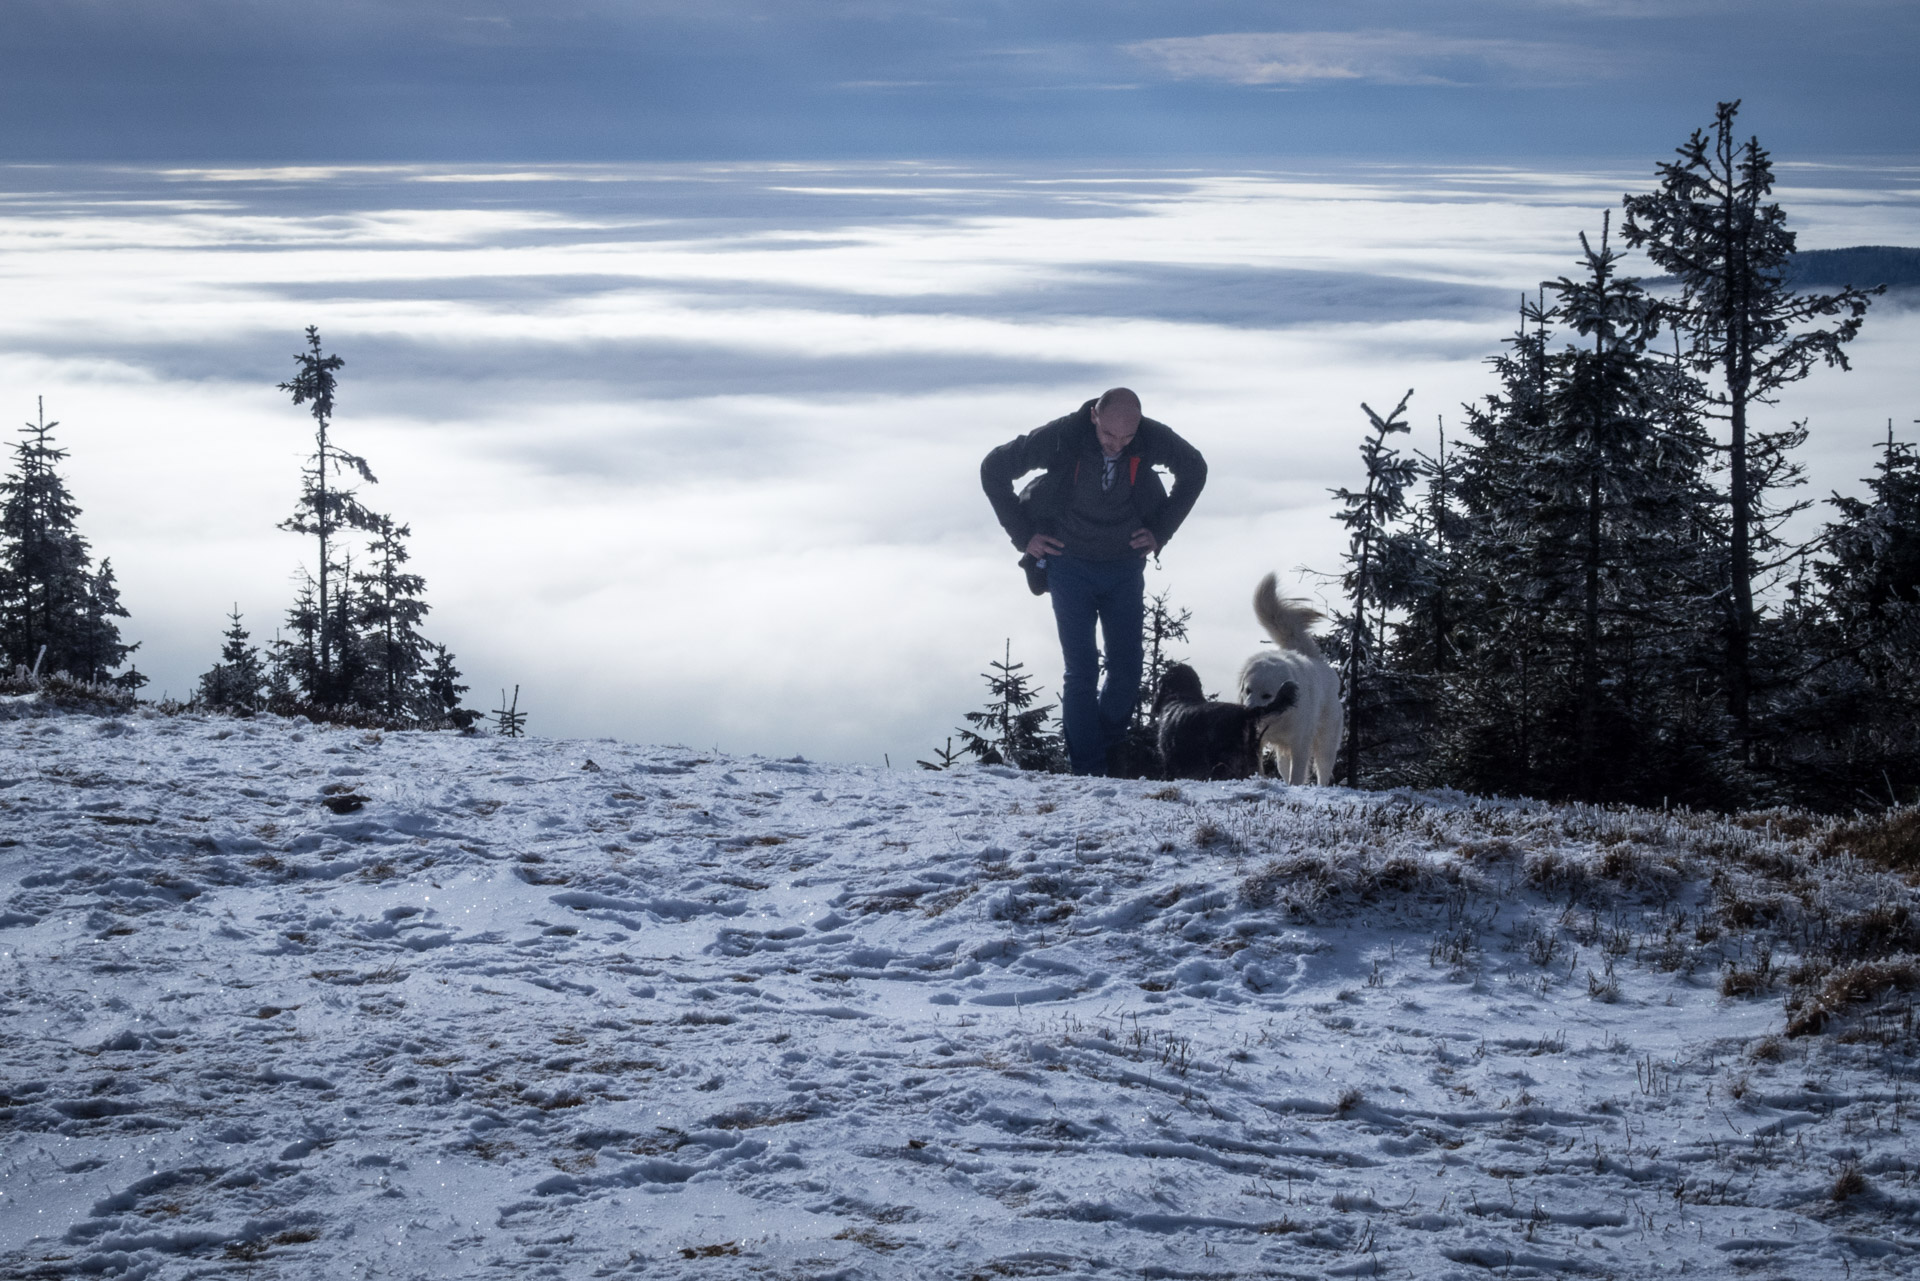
[0,160,1913,764]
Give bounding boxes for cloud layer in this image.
[0,160,1913,765]
[1128,30,1619,88]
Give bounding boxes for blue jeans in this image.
[1048,554,1145,775]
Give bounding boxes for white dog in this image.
[1237,573,1344,785]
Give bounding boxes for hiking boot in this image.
[1019,553,1048,596]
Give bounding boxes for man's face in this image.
[1093,404,1141,457]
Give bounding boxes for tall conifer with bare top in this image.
[277,327,381,705]
[1622,101,1879,754]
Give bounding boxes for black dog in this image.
[1152,663,1299,781]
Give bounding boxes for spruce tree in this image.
[263,628,298,711]
[0,398,120,677]
[1533,216,1708,795]
[278,572,321,703]
[1780,421,1920,805]
[916,737,963,771]
[355,515,431,718]
[1622,101,1880,751]
[196,607,266,712]
[422,643,472,727]
[1358,421,1471,786]
[323,555,371,708]
[1134,587,1193,716]
[277,327,381,704]
[1394,421,1466,676]
[956,640,1064,771]
[1331,390,1418,785]
[1114,587,1193,776]
[1418,240,1723,805]
[1425,299,1557,791]
[76,559,136,684]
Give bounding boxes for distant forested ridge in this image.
[1650,246,1920,292]
[1788,246,1920,290]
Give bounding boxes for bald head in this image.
[1092,386,1142,457]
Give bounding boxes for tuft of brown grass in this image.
[1732,808,1816,840]
[1373,855,1422,893]
[833,1226,905,1252]
[1830,1166,1869,1202]
[1786,958,1920,1037]
[1821,806,1920,875]
[1240,855,1320,908]
[1719,943,1774,999]
[1598,845,1644,882]
[1827,903,1918,962]
[1192,818,1239,849]
[1146,786,1182,801]
[1335,1086,1365,1115]
[1747,1035,1786,1063]
[1458,837,1521,864]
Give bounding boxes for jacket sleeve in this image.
[1143,423,1208,549]
[980,419,1065,552]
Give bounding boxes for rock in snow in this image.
[0,706,1915,1278]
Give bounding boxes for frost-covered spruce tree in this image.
[421,643,474,728]
[324,555,373,710]
[1389,422,1468,676]
[1135,587,1192,716]
[1422,299,1554,791]
[1623,100,1880,753]
[1528,217,1718,799]
[75,559,136,685]
[277,327,381,705]
[1773,422,1920,805]
[1360,421,1472,786]
[355,515,432,718]
[1117,586,1193,777]
[1420,249,1724,805]
[275,573,322,706]
[1330,390,1418,786]
[956,640,1064,772]
[196,606,266,713]
[263,627,298,711]
[0,398,134,680]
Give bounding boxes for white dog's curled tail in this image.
[1253,572,1324,657]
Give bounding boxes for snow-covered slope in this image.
[1,704,1915,1279]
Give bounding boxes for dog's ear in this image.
[1155,662,1203,713]
[1270,680,1300,714]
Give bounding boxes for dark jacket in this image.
[980,400,1208,555]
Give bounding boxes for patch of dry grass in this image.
[1786,958,1920,1038]
[1822,806,1920,876]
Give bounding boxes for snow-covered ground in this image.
[2,701,1916,1280]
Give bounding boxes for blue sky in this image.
[7,1,1918,161]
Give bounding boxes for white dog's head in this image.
[1238,651,1297,713]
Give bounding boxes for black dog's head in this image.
[1151,662,1206,717]
[1155,663,1276,781]
[1252,679,1300,718]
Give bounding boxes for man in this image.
[980,388,1208,776]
